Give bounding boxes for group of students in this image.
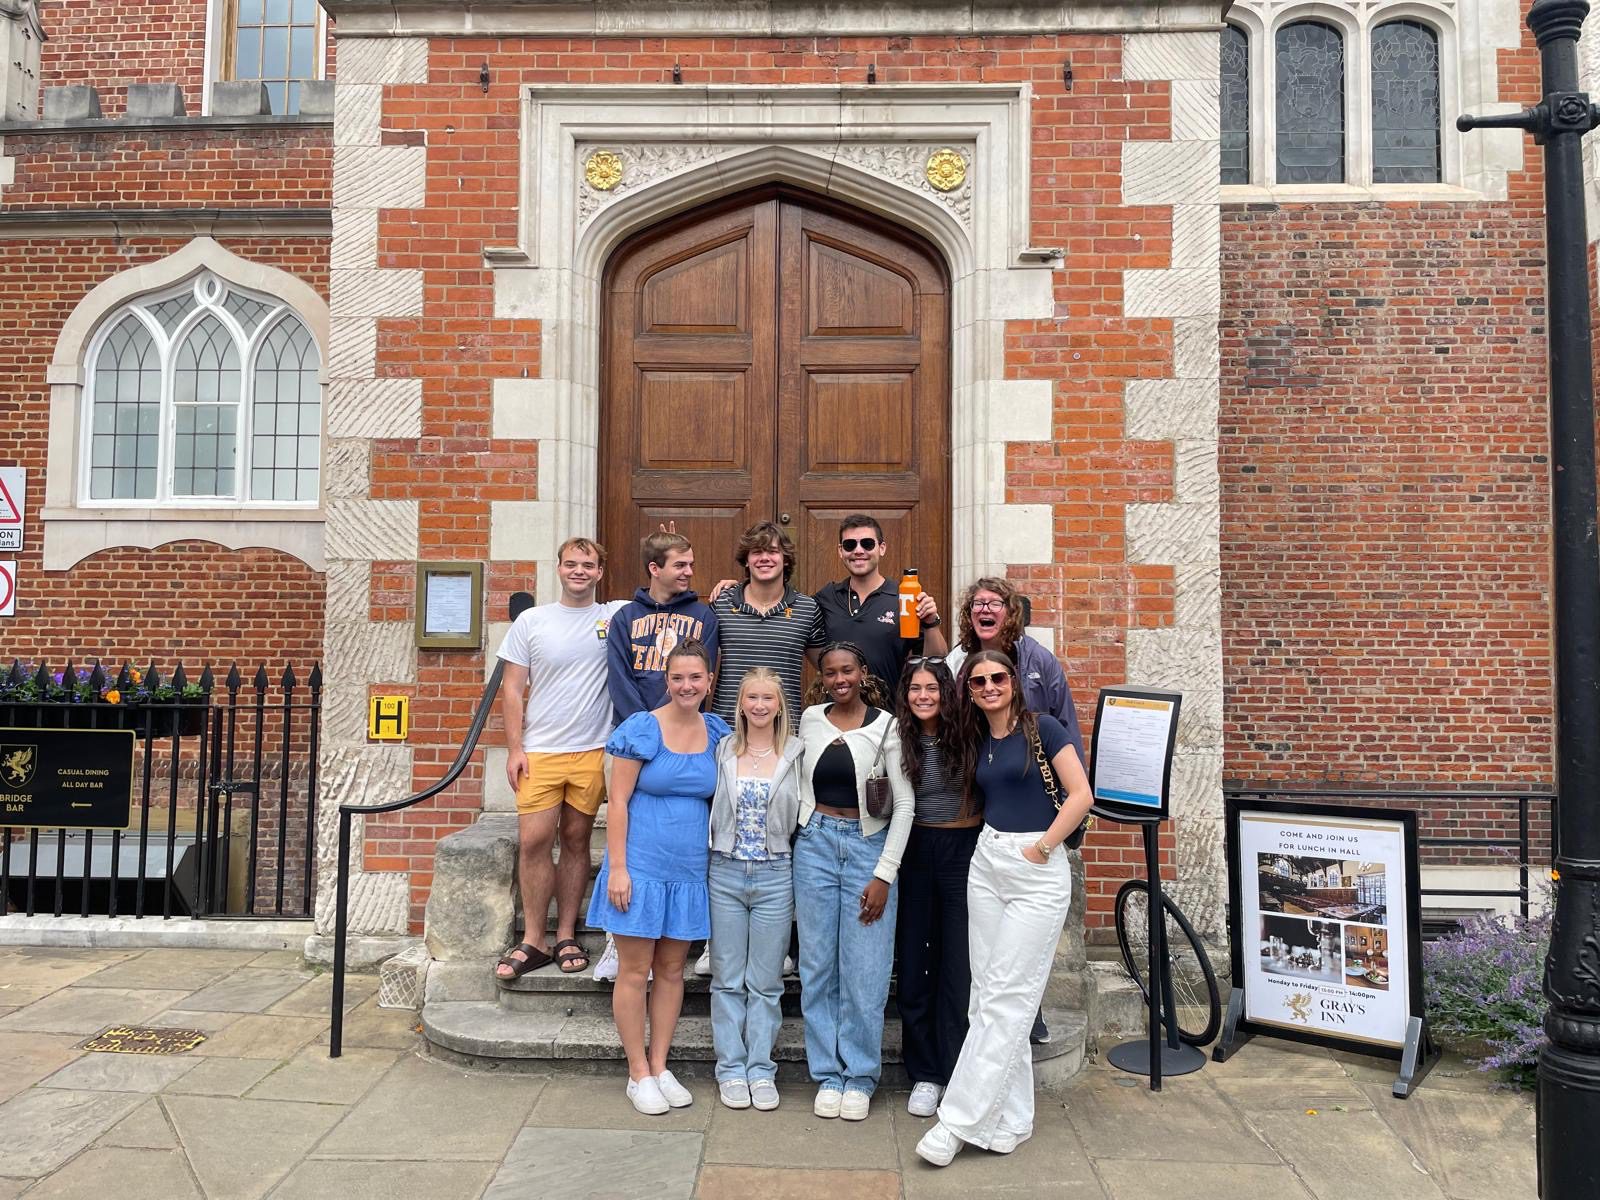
[493,515,1092,1168]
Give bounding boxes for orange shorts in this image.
[515,749,606,816]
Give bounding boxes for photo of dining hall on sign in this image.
[1256,854,1388,925]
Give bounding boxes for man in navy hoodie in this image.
[606,530,720,723]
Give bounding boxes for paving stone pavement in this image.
[0,947,1537,1198]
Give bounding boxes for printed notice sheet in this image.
[424,572,475,636]
[1092,693,1178,811]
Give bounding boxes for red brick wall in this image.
[0,126,331,210]
[34,2,336,117]
[0,235,329,672]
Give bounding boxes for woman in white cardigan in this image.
[793,641,916,1123]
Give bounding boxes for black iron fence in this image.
[1224,786,1557,925]
[1,659,321,920]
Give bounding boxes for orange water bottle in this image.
[898,569,922,639]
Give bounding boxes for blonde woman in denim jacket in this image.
[707,667,804,1112]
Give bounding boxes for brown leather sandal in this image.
[496,942,553,979]
[553,938,589,974]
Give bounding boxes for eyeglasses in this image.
[970,599,1006,611]
[905,656,946,669]
[839,537,878,552]
[967,671,1013,690]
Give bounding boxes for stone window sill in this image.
[1221,183,1488,205]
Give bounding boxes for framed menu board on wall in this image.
[1214,795,1439,1097]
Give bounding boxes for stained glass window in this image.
[230,0,320,115]
[1221,25,1250,184]
[85,274,321,505]
[1372,21,1441,183]
[1275,21,1345,184]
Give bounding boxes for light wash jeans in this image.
[708,852,794,1083]
[793,812,898,1096]
[937,827,1071,1150]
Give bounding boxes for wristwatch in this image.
[923,614,941,628]
[1034,840,1053,859]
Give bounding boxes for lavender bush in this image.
[1422,898,1550,1090]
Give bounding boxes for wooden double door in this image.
[600,189,950,599]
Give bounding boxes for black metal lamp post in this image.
[1459,2,1600,1195]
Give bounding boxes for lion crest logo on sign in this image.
[1,745,37,788]
[1285,992,1314,1024]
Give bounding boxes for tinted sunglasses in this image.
[967,670,1013,690]
[839,537,878,552]
[905,656,946,669]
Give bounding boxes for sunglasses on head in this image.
[967,670,1013,690]
[905,656,946,669]
[839,537,878,552]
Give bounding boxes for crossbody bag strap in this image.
[1028,720,1062,811]
[867,710,893,776]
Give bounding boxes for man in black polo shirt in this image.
[813,513,946,693]
[710,520,826,722]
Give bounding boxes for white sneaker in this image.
[593,934,619,982]
[783,955,796,975]
[718,1079,751,1109]
[916,1121,966,1167]
[655,1069,693,1108]
[626,1075,669,1115]
[749,1078,780,1111]
[695,943,712,977]
[990,1128,1033,1154]
[813,1087,843,1118]
[839,1089,871,1121]
[907,1082,943,1117]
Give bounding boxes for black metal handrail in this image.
[1225,785,1557,919]
[329,592,533,1057]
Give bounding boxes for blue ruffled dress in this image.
[587,710,730,941]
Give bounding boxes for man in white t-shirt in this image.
[493,536,628,981]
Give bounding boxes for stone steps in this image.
[422,997,1087,1087]
[421,813,1093,1085]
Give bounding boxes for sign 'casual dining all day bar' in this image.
[0,727,135,829]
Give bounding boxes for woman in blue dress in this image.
[588,638,730,1116]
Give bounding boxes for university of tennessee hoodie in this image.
[605,587,720,724]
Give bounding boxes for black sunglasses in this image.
[839,537,878,552]
[967,670,1013,690]
[905,656,946,669]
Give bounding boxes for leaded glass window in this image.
[230,0,320,115]
[1221,25,1250,184]
[1275,21,1345,184]
[85,273,321,505]
[1371,21,1441,183]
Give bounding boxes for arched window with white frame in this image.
[84,272,322,506]
[1275,20,1347,184]
[1371,19,1442,184]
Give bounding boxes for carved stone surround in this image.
[322,43,1228,939]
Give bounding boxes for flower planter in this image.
[123,706,209,738]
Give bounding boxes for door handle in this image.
[779,513,792,524]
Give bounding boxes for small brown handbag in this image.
[863,715,895,820]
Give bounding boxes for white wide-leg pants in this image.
[936,827,1072,1151]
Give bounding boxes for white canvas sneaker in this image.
[907,1082,943,1117]
[749,1078,780,1111]
[839,1089,871,1121]
[718,1079,751,1109]
[813,1087,843,1118]
[655,1069,693,1108]
[695,943,712,977]
[626,1076,669,1115]
[916,1121,966,1167]
[593,934,619,982]
[783,954,796,974]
